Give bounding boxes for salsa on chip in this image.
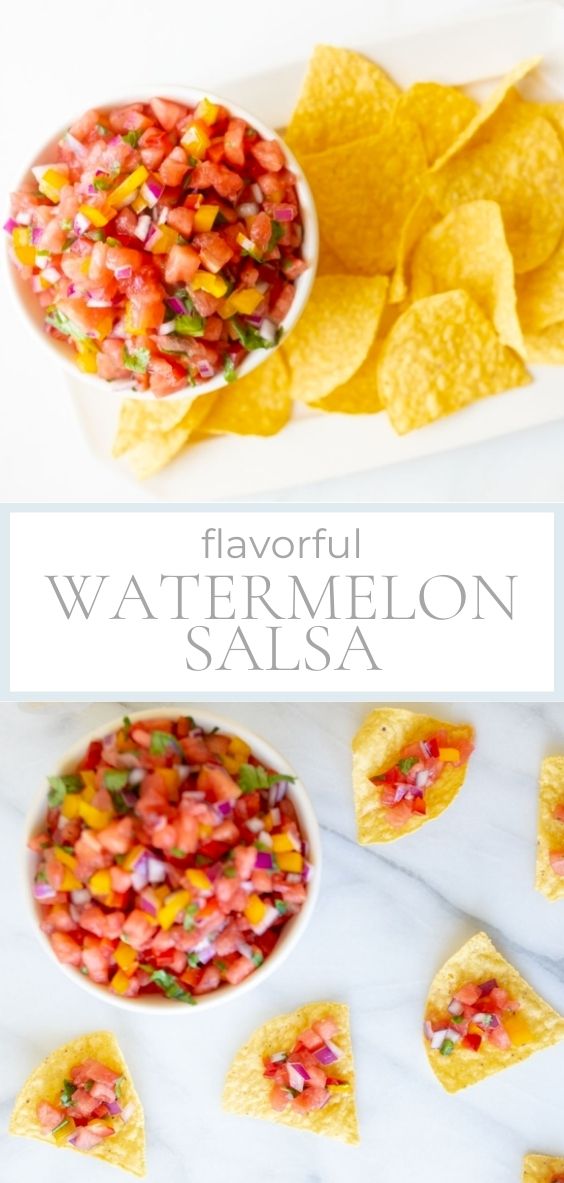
[223,1001,359,1144]
[29,715,311,1003]
[523,1155,564,1183]
[424,932,564,1092]
[9,1031,145,1175]
[352,708,474,843]
[535,756,564,900]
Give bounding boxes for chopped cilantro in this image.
[183,903,199,931]
[170,847,187,859]
[150,730,182,756]
[267,220,284,252]
[45,308,88,343]
[104,769,129,792]
[237,763,295,795]
[122,130,142,147]
[93,175,113,191]
[187,953,200,968]
[140,965,196,1004]
[47,774,83,807]
[231,317,274,352]
[251,951,264,967]
[222,863,237,878]
[174,312,205,336]
[397,757,418,774]
[223,354,237,384]
[96,122,110,136]
[60,1080,77,1107]
[274,900,288,915]
[214,959,228,973]
[123,345,150,374]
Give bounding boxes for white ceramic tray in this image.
[67,1,564,499]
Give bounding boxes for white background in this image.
[3,0,564,504]
[2,700,564,1183]
[9,511,555,692]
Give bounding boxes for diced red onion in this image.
[16,209,33,226]
[474,1012,499,1029]
[166,296,187,316]
[245,816,263,834]
[139,893,157,916]
[157,321,177,337]
[251,183,263,202]
[61,131,86,158]
[447,998,464,1018]
[43,265,61,284]
[285,873,302,884]
[35,254,49,271]
[87,298,113,308]
[302,861,312,883]
[479,978,498,996]
[147,856,167,884]
[71,888,91,905]
[236,939,255,960]
[270,1052,287,1064]
[121,790,139,808]
[131,854,149,892]
[430,1028,450,1050]
[111,319,127,339]
[121,1103,134,1123]
[128,767,145,786]
[416,769,430,789]
[251,904,278,936]
[272,204,295,222]
[269,807,281,826]
[33,880,57,901]
[135,214,152,243]
[247,314,263,327]
[259,318,277,346]
[73,211,90,236]
[176,765,191,782]
[106,1101,121,1116]
[145,225,160,249]
[258,830,272,848]
[424,1020,434,1041]
[196,943,215,965]
[30,226,43,245]
[287,1063,305,1092]
[289,1061,310,1081]
[237,202,259,218]
[157,206,169,225]
[141,180,164,208]
[393,783,408,803]
[255,851,273,870]
[216,800,233,817]
[314,1041,340,1066]
[197,359,215,379]
[115,265,132,280]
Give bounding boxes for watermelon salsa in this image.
[29,716,311,1002]
[37,1058,129,1152]
[424,978,532,1058]
[264,1015,351,1113]
[370,730,474,828]
[6,96,307,396]
[548,799,564,878]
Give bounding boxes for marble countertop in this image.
[2,700,564,1182]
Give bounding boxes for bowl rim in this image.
[23,706,322,1013]
[5,84,319,401]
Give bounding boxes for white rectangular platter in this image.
[68,1,564,499]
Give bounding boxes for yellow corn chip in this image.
[517,236,564,333]
[523,1154,564,1182]
[200,350,291,435]
[410,200,524,355]
[378,289,530,435]
[312,277,389,413]
[424,932,564,1093]
[9,1031,145,1176]
[285,45,399,156]
[426,104,564,273]
[223,1002,359,1145]
[431,57,541,169]
[389,194,440,304]
[119,391,217,479]
[534,102,564,147]
[283,275,388,403]
[396,82,478,164]
[317,238,351,276]
[302,118,426,275]
[352,707,474,844]
[535,756,564,900]
[525,322,564,364]
[113,397,194,458]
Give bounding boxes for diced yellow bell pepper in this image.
[89,869,112,896]
[503,1011,533,1047]
[245,893,267,927]
[193,204,219,232]
[157,889,191,931]
[159,768,180,797]
[80,771,97,794]
[12,227,35,267]
[180,120,211,159]
[191,270,228,298]
[276,851,303,873]
[78,800,112,830]
[79,203,113,228]
[229,288,263,316]
[60,868,82,892]
[131,193,148,214]
[38,168,68,203]
[271,833,295,854]
[147,224,179,255]
[115,941,138,975]
[438,747,460,763]
[61,793,82,820]
[123,845,147,872]
[195,98,219,126]
[76,342,98,374]
[198,823,213,840]
[110,968,131,996]
[185,868,213,893]
[54,846,78,871]
[108,165,149,208]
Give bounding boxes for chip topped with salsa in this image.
[9,1031,145,1175]
[535,755,564,900]
[352,707,474,844]
[523,1155,564,1183]
[424,932,564,1092]
[29,715,312,1003]
[223,1001,359,1144]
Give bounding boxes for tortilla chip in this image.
[396,82,478,165]
[199,350,291,435]
[9,1031,145,1176]
[282,275,388,403]
[410,200,524,355]
[312,278,389,413]
[302,118,426,275]
[534,102,564,147]
[424,932,564,1093]
[525,322,564,364]
[378,289,530,435]
[352,707,474,844]
[285,45,399,156]
[317,238,351,276]
[223,1002,359,1145]
[516,236,564,334]
[116,391,217,479]
[431,57,541,169]
[523,1154,564,1182]
[426,104,564,273]
[113,396,194,458]
[389,194,440,304]
[535,756,564,900]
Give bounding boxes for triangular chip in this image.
[352,707,474,844]
[517,236,564,334]
[395,82,478,165]
[112,396,195,458]
[525,322,564,364]
[378,289,530,435]
[9,1031,146,1176]
[282,275,388,403]
[537,103,564,147]
[285,45,399,156]
[115,391,217,479]
[431,57,541,170]
[223,1002,359,1144]
[389,194,440,304]
[199,350,291,436]
[523,1154,564,1182]
[312,278,389,413]
[302,118,426,275]
[410,200,524,355]
[424,932,564,1093]
[536,756,564,900]
[426,104,564,273]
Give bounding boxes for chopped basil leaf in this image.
[223,354,237,384]
[237,763,295,794]
[274,900,288,915]
[231,317,274,352]
[397,757,418,774]
[267,220,284,252]
[45,308,88,343]
[251,951,264,967]
[47,774,83,807]
[439,1038,455,1056]
[104,769,129,791]
[36,868,47,883]
[93,175,113,191]
[122,716,131,733]
[149,730,182,756]
[60,1080,77,1106]
[222,863,236,878]
[183,903,199,930]
[214,958,228,973]
[106,236,120,247]
[187,953,200,968]
[123,345,150,374]
[170,847,186,859]
[61,236,76,251]
[122,130,142,147]
[174,313,205,336]
[140,965,196,1004]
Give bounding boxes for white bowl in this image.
[24,707,321,1012]
[6,87,318,400]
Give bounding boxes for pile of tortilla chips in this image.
[535,756,564,901]
[424,932,564,1093]
[9,1030,146,1176]
[523,1154,564,1182]
[112,46,564,477]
